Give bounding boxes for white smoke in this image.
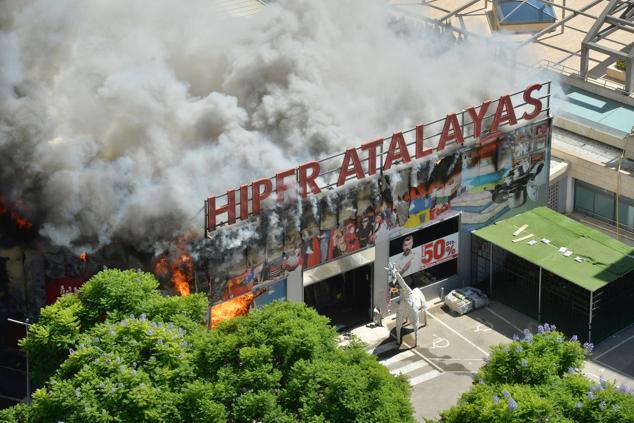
[0,0,542,251]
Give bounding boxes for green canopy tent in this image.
[472,207,634,343]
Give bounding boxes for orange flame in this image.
[153,252,192,297]
[11,211,33,229]
[210,289,267,329]
[154,256,171,278]
[79,252,88,262]
[0,199,33,229]
[171,254,192,296]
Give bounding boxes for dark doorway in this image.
[304,264,372,331]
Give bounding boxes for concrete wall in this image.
[554,115,627,151]
[286,267,303,303]
[373,237,390,315]
[551,144,634,200]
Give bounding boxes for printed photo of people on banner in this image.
[205,205,301,306]
[299,181,392,270]
[400,119,550,233]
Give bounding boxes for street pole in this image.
[7,318,31,404]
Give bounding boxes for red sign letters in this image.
[207,83,543,231]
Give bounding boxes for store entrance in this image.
[303,264,372,331]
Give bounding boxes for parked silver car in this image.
[444,287,489,315]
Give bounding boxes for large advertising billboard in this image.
[201,84,552,307]
[204,117,550,305]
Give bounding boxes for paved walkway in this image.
[345,300,634,422]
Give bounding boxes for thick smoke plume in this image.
[0,0,542,252]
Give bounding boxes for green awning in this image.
[473,207,634,292]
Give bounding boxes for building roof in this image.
[388,0,632,96]
[552,127,623,163]
[554,86,634,136]
[473,207,634,291]
[495,0,557,24]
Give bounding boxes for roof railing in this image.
[538,59,633,98]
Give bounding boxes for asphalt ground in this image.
[588,324,634,382]
[352,300,634,422]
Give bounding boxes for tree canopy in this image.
[0,269,414,423]
[432,325,634,423]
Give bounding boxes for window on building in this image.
[618,197,634,232]
[573,181,597,216]
[574,180,634,233]
[594,189,615,222]
[404,259,458,289]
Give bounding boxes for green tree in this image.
[20,269,208,386]
[27,317,205,422]
[476,329,585,386]
[1,270,414,423]
[196,302,415,423]
[432,325,634,422]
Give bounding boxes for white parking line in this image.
[381,350,415,366]
[390,360,428,376]
[401,339,445,373]
[593,334,634,360]
[428,311,489,356]
[483,307,523,333]
[409,370,442,386]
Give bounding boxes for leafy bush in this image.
[284,342,414,423]
[4,273,415,422]
[437,383,568,422]
[20,294,84,387]
[195,301,414,422]
[196,300,337,377]
[0,403,31,422]
[434,325,634,422]
[475,327,585,385]
[20,269,207,386]
[616,59,626,72]
[75,270,160,323]
[28,316,205,422]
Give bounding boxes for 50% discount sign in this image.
[420,233,459,269]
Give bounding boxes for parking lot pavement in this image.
[349,300,634,422]
[585,324,634,387]
[352,301,526,421]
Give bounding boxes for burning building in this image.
[0,0,560,410]
[0,0,551,331]
[199,84,553,329]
